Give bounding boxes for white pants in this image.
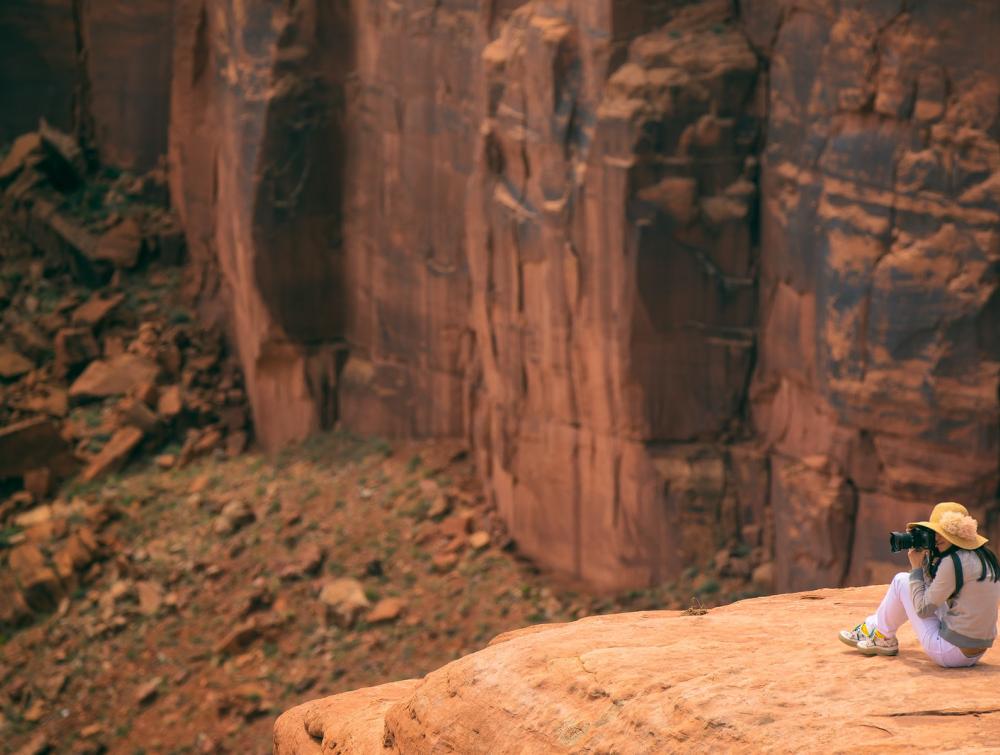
[867,572,983,668]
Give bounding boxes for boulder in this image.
[8,543,61,612]
[279,543,325,581]
[276,586,1000,753]
[365,598,405,624]
[94,218,143,268]
[468,531,491,550]
[51,531,97,583]
[317,578,370,629]
[0,121,82,191]
[0,344,33,379]
[69,353,160,401]
[156,384,184,418]
[213,499,255,536]
[72,292,125,328]
[274,680,421,754]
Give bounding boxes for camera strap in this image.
[930,547,964,600]
[948,550,964,600]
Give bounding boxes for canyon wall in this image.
[0,0,77,143]
[3,0,998,592]
[745,0,1000,589]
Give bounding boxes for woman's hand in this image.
[908,548,926,570]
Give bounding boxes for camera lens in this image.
[889,531,914,553]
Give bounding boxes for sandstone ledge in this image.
[274,585,1000,753]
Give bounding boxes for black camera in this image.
[888,526,935,553]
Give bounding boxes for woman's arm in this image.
[909,550,956,618]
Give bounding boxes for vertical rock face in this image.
[745,0,1000,589]
[2,0,996,592]
[169,0,349,449]
[79,0,176,171]
[336,0,479,439]
[0,0,175,171]
[467,0,763,587]
[0,0,77,142]
[168,0,476,448]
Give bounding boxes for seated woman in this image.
[839,501,1000,667]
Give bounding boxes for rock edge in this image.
[274,585,1000,753]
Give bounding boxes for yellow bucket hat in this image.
[907,502,988,550]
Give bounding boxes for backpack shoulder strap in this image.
[949,550,964,600]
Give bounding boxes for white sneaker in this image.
[857,630,899,656]
[838,622,872,648]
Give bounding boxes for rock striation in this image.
[274,585,1000,753]
[3,0,998,593]
[747,0,1000,591]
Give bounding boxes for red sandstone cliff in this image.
[3,0,998,593]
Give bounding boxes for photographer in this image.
[839,502,1000,667]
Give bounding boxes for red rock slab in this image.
[71,292,125,328]
[275,587,1000,753]
[69,353,160,401]
[17,197,102,285]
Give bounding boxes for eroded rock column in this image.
[468,1,763,589]
[169,0,350,449]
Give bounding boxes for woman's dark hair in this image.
[973,544,1000,582]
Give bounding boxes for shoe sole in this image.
[856,644,898,657]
